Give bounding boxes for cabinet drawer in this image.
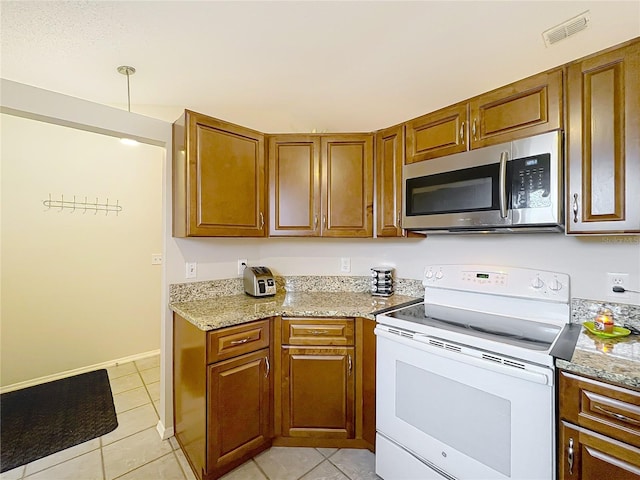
[207,319,270,364]
[282,318,354,346]
[559,371,640,448]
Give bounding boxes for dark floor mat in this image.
[0,369,118,472]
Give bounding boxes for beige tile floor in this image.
[1,355,380,480]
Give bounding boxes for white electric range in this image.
[375,264,571,480]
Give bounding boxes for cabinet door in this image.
[566,42,640,233]
[321,136,374,238]
[375,125,403,237]
[207,348,272,477]
[175,110,266,237]
[469,69,563,149]
[559,422,640,480]
[405,103,468,163]
[281,346,355,438]
[268,136,321,236]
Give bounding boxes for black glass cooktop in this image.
[385,303,562,351]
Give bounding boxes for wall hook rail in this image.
[43,194,123,216]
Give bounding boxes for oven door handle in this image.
[375,327,553,386]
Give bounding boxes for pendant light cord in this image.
[117,65,136,113]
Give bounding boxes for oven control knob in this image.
[425,270,434,280]
[531,275,545,290]
[435,270,444,280]
[549,278,563,292]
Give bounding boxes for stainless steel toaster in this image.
[243,266,276,297]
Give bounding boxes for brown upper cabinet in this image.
[375,125,404,236]
[173,110,266,237]
[566,40,640,234]
[405,103,468,163]
[405,69,563,163]
[268,134,373,237]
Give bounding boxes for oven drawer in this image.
[207,319,270,364]
[559,371,640,448]
[282,318,354,346]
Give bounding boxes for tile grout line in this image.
[250,458,270,480]
[99,436,107,480]
[133,361,160,417]
[171,450,190,480]
[110,452,176,480]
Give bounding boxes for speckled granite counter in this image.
[556,298,640,390]
[171,291,420,331]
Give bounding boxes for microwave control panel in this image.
[510,153,551,209]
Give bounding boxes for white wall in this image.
[0,114,164,386]
[0,79,175,439]
[171,234,640,305]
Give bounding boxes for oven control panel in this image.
[423,264,570,302]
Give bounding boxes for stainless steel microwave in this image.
[402,130,564,234]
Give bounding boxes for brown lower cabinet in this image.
[557,371,640,480]
[173,315,272,480]
[174,314,376,480]
[207,349,271,475]
[281,345,355,439]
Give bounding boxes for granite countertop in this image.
[556,300,640,390]
[170,291,421,331]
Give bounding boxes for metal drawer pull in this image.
[572,194,579,223]
[594,405,640,425]
[265,356,270,378]
[348,354,353,376]
[230,338,250,345]
[568,437,574,475]
[309,330,329,335]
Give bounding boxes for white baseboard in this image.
[157,420,174,440]
[0,349,161,394]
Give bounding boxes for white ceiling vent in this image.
[542,11,591,47]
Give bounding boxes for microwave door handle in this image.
[499,151,508,218]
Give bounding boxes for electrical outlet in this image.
[238,259,248,275]
[607,272,629,296]
[186,262,197,279]
[151,254,163,265]
[340,257,351,273]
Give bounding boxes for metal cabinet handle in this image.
[259,212,265,229]
[314,214,318,229]
[460,121,465,144]
[264,356,270,378]
[568,438,574,475]
[572,194,579,223]
[472,119,477,141]
[347,354,353,376]
[594,405,640,425]
[323,215,327,228]
[230,338,250,345]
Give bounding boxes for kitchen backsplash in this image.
[169,276,424,303]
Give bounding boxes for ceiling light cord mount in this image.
[117,65,136,112]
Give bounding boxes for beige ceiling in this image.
[1,1,639,133]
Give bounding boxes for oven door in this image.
[375,328,555,480]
